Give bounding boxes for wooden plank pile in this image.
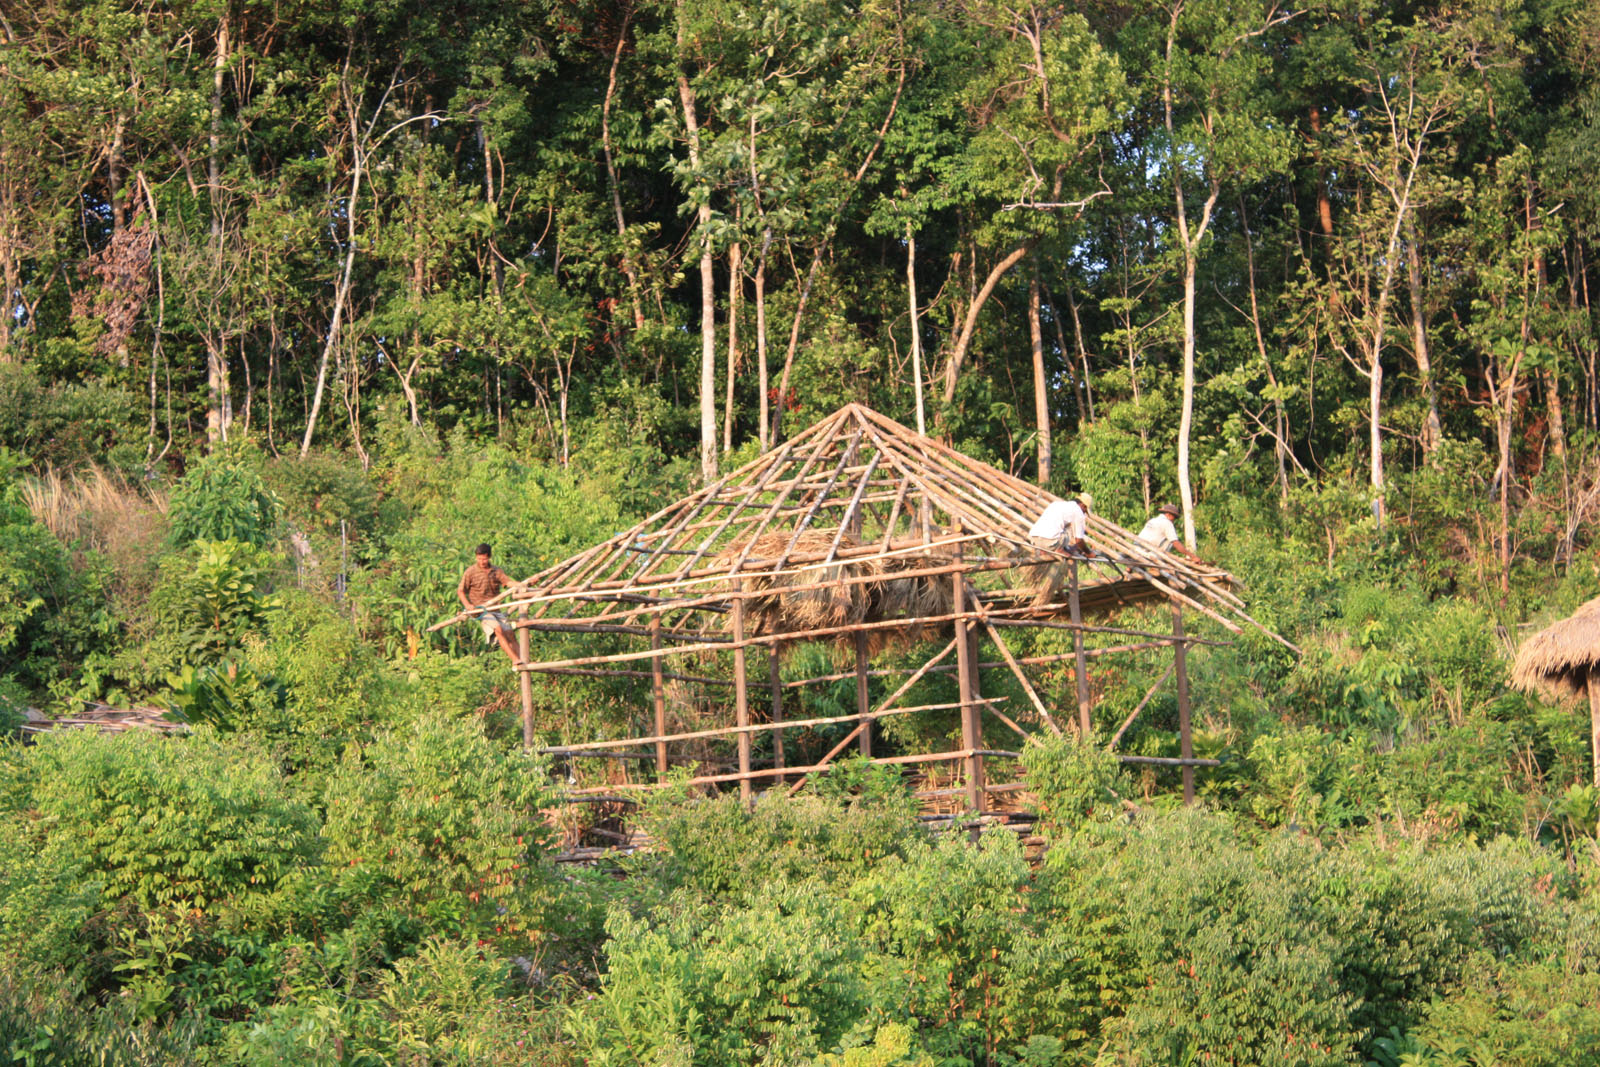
[19,704,187,739]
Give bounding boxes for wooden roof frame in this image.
[433,403,1289,811]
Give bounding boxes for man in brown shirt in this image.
[457,542,518,665]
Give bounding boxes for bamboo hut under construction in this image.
[1511,595,1600,788]
[436,403,1288,812]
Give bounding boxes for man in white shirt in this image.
[1029,492,1092,555]
[1138,503,1200,562]
[1029,493,1092,607]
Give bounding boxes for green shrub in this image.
[167,451,280,549]
[569,882,880,1066]
[0,364,144,474]
[0,729,318,1021]
[849,831,1049,1060]
[239,589,398,772]
[1020,733,1132,835]
[0,970,202,1067]
[637,775,923,900]
[0,458,117,694]
[321,716,558,948]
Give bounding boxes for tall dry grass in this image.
[23,466,170,607]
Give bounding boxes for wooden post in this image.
[650,617,667,780]
[1174,603,1194,805]
[517,627,534,751]
[1588,670,1600,789]
[1068,559,1092,735]
[733,598,752,807]
[769,649,785,772]
[954,542,983,810]
[855,630,872,757]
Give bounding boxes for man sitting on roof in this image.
[1138,503,1202,563]
[458,542,520,666]
[1029,492,1092,555]
[1028,493,1092,607]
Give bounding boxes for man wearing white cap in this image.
[1029,492,1093,606]
[1029,492,1093,556]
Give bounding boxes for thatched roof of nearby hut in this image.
[1511,595,1600,700]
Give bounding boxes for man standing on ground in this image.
[1138,503,1202,563]
[458,542,520,666]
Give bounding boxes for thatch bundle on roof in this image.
[1510,595,1600,699]
[723,530,953,655]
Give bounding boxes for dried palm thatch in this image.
[1510,595,1600,700]
[723,530,953,655]
[1511,595,1600,788]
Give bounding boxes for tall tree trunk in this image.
[1028,255,1051,482]
[1163,7,1220,552]
[907,222,926,437]
[755,229,772,449]
[723,238,741,452]
[674,26,717,481]
[302,65,363,459]
[940,242,1034,405]
[205,12,231,446]
[1405,219,1442,461]
[603,2,646,331]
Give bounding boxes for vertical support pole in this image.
[1174,603,1194,805]
[953,536,983,811]
[516,626,533,751]
[733,598,752,808]
[650,617,667,781]
[855,630,872,757]
[769,648,785,773]
[1587,671,1599,789]
[1068,559,1092,735]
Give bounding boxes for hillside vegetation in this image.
[3,0,1600,1063]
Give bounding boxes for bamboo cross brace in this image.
[974,695,1033,743]
[519,554,985,632]
[539,697,980,755]
[1107,663,1175,750]
[877,474,913,551]
[668,437,800,580]
[479,535,992,626]
[865,435,983,538]
[612,487,913,547]
[620,474,738,589]
[973,601,1063,736]
[865,422,1027,532]
[863,409,1044,528]
[774,426,865,567]
[782,637,960,794]
[564,746,1023,794]
[726,421,843,574]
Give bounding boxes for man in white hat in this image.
[1138,502,1201,563]
[1029,492,1093,606]
[1029,492,1093,556]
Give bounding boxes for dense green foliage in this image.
[5,0,1600,1061]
